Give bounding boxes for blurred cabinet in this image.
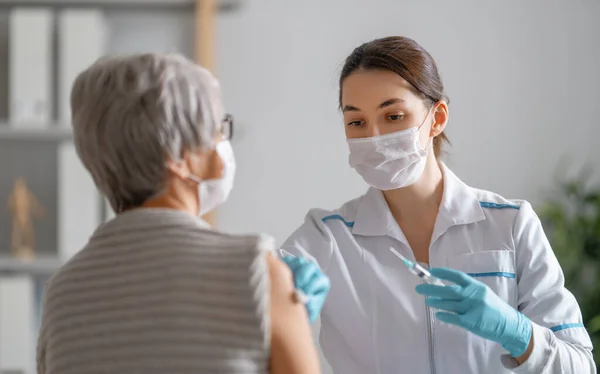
[0,1,229,372]
[58,8,108,124]
[9,8,53,126]
[0,276,35,374]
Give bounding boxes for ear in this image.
[166,150,197,180]
[430,101,449,137]
[167,148,219,181]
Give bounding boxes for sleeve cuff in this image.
[501,322,554,373]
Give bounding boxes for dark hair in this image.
[339,36,450,157]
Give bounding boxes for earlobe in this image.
[166,157,190,179]
[431,122,446,137]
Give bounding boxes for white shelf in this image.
[0,0,242,10]
[0,0,194,5]
[0,257,63,277]
[0,125,72,140]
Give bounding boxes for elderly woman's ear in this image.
[166,155,192,180]
[166,149,218,182]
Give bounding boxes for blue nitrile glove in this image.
[281,256,330,323]
[415,267,532,358]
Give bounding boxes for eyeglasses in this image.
[222,114,234,141]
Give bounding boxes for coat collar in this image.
[351,164,486,244]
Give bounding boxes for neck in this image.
[383,155,444,223]
[141,178,199,216]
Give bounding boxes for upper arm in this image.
[279,210,335,270]
[267,253,321,374]
[514,201,593,348]
[37,336,46,374]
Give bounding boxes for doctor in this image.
[280,36,595,373]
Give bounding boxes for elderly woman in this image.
[36,53,327,374]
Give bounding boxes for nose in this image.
[365,123,381,137]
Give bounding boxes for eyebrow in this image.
[342,98,406,112]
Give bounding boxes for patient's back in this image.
[37,208,271,374]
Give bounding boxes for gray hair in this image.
[71,53,224,212]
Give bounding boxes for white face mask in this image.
[188,140,236,216]
[347,109,433,190]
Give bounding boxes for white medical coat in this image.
[280,165,595,374]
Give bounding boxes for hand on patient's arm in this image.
[267,254,321,374]
[281,256,330,323]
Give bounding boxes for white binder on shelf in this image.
[58,142,101,261]
[0,276,35,374]
[9,8,54,128]
[58,8,108,125]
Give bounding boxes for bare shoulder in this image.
[266,253,321,374]
[266,253,294,289]
[266,253,297,315]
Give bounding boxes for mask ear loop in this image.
[168,141,227,187]
[187,174,203,184]
[164,158,203,185]
[415,104,437,153]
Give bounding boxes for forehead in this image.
[341,69,422,108]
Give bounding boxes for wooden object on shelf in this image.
[196,0,218,227]
[7,179,45,261]
[0,0,240,10]
[196,0,215,71]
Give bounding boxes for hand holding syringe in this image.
[392,249,445,286]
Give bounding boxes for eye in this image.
[346,120,364,127]
[387,114,405,121]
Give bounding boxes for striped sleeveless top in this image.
[37,208,272,374]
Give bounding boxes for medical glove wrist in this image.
[281,256,330,323]
[500,309,533,358]
[415,267,533,358]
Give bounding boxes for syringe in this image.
[393,250,445,287]
[277,249,310,304]
[278,248,295,258]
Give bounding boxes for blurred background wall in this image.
[216,0,600,242]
